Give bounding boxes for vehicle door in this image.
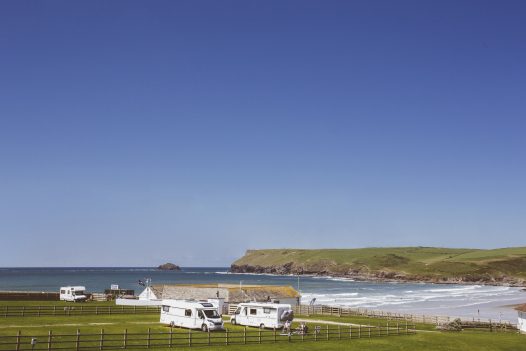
[197,310,205,328]
[239,307,248,324]
[248,307,258,326]
[184,308,193,328]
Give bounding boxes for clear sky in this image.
[1,1,525,267]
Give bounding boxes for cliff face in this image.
[230,248,526,286]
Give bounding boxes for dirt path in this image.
[294,318,368,327]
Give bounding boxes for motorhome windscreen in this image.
[203,309,220,318]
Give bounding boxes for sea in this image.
[1,267,524,322]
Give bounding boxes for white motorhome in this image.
[59,286,87,302]
[160,300,224,332]
[230,303,293,329]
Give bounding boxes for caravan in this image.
[230,303,293,329]
[160,300,224,332]
[59,286,87,302]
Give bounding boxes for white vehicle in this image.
[230,303,293,329]
[59,286,87,302]
[160,300,224,332]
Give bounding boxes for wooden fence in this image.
[0,292,59,301]
[292,304,517,330]
[0,324,416,351]
[0,305,160,317]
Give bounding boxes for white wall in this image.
[519,312,526,333]
[115,298,162,306]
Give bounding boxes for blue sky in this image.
[1,1,525,266]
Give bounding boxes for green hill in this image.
[230,247,526,286]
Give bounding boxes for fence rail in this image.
[0,324,416,351]
[292,304,517,329]
[0,305,160,317]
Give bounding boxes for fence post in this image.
[188,329,191,347]
[99,329,104,350]
[16,330,21,351]
[48,330,52,351]
[326,325,329,340]
[387,322,389,336]
[96,307,99,315]
[259,328,262,344]
[76,329,80,351]
[4,306,8,318]
[134,306,137,314]
[147,328,151,348]
[244,327,247,344]
[358,325,361,339]
[349,326,352,339]
[273,328,276,343]
[22,306,25,317]
[378,323,381,337]
[368,326,371,338]
[208,330,211,346]
[314,327,317,341]
[169,326,173,348]
[397,322,399,335]
[38,306,41,317]
[225,329,228,346]
[123,329,127,349]
[405,320,408,334]
[53,306,56,316]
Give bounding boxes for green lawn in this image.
[0,301,524,351]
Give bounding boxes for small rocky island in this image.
[157,263,181,271]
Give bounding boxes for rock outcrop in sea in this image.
[157,263,181,271]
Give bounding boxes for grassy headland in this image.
[231,247,526,286]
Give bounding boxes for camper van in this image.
[230,303,293,329]
[160,300,224,332]
[59,286,87,302]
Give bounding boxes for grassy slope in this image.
[0,301,523,351]
[231,247,526,281]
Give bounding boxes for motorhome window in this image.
[250,309,257,315]
[162,306,170,313]
[235,307,241,315]
[204,310,220,318]
[185,309,192,317]
[263,308,271,314]
[60,290,65,294]
[198,310,204,319]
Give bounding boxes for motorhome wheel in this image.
[259,323,265,329]
[201,324,208,332]
[231,319,236,325]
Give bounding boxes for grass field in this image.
[0,301,524,351]
[232,247,526,283]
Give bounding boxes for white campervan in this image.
[59,286,87,302]
[160,300,224,332]
[230,303,293,329]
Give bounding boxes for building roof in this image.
[148,283,300,302]
[515,304,526,312]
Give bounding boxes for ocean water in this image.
[0,267,524,322]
